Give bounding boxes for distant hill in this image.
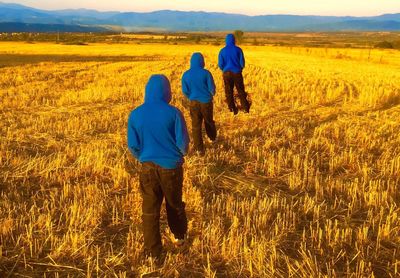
[51,9,120,20]
[0,1,399,32]
[308,20,400,31]
[0,22,108,32]
[0,2,62,24]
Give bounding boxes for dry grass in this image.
[0,42,399,277]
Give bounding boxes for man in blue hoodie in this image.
[218,33,251,114]
[182,52,217,155]
[127,74,190,261]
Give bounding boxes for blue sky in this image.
[7,0,400,16]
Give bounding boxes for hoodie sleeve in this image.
[127,112,141,159]
[181,72,190,99]
[207,71,216,96]
[218,49,225,71]
[239,48,245,69]
[175,110,189,155]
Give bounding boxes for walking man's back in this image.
[128,75,189,169]
[127,74,189,263]
[182,52,217,155]
[218,34,251,114]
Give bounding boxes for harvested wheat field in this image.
[0,41,399,277]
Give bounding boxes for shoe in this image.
[244,103,250,113]
[229,107,238,115]
[206,136,217,144]
[173,235,186,247]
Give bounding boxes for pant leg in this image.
[223,72,237,112]
[233,72,250,112]
[201,102,217,141]
[139,162,164,257]
[158,166,187,239]
[189,100,204,152]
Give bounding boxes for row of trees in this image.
[374,41,400,49]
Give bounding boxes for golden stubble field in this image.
[0,41,399,277]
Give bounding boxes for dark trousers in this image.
[139,162,187,257]
[223,71,250,112]
[189,100,217,152]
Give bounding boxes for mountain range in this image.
[0,1,399,32]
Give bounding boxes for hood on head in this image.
[225,34,236,46]
[144,74,172,103]
[190,52,205,69]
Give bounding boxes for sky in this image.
[7,0,400,16]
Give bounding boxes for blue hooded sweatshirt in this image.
[182,52,216,103]
[127,74,190,169]
[218,34,245,74]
